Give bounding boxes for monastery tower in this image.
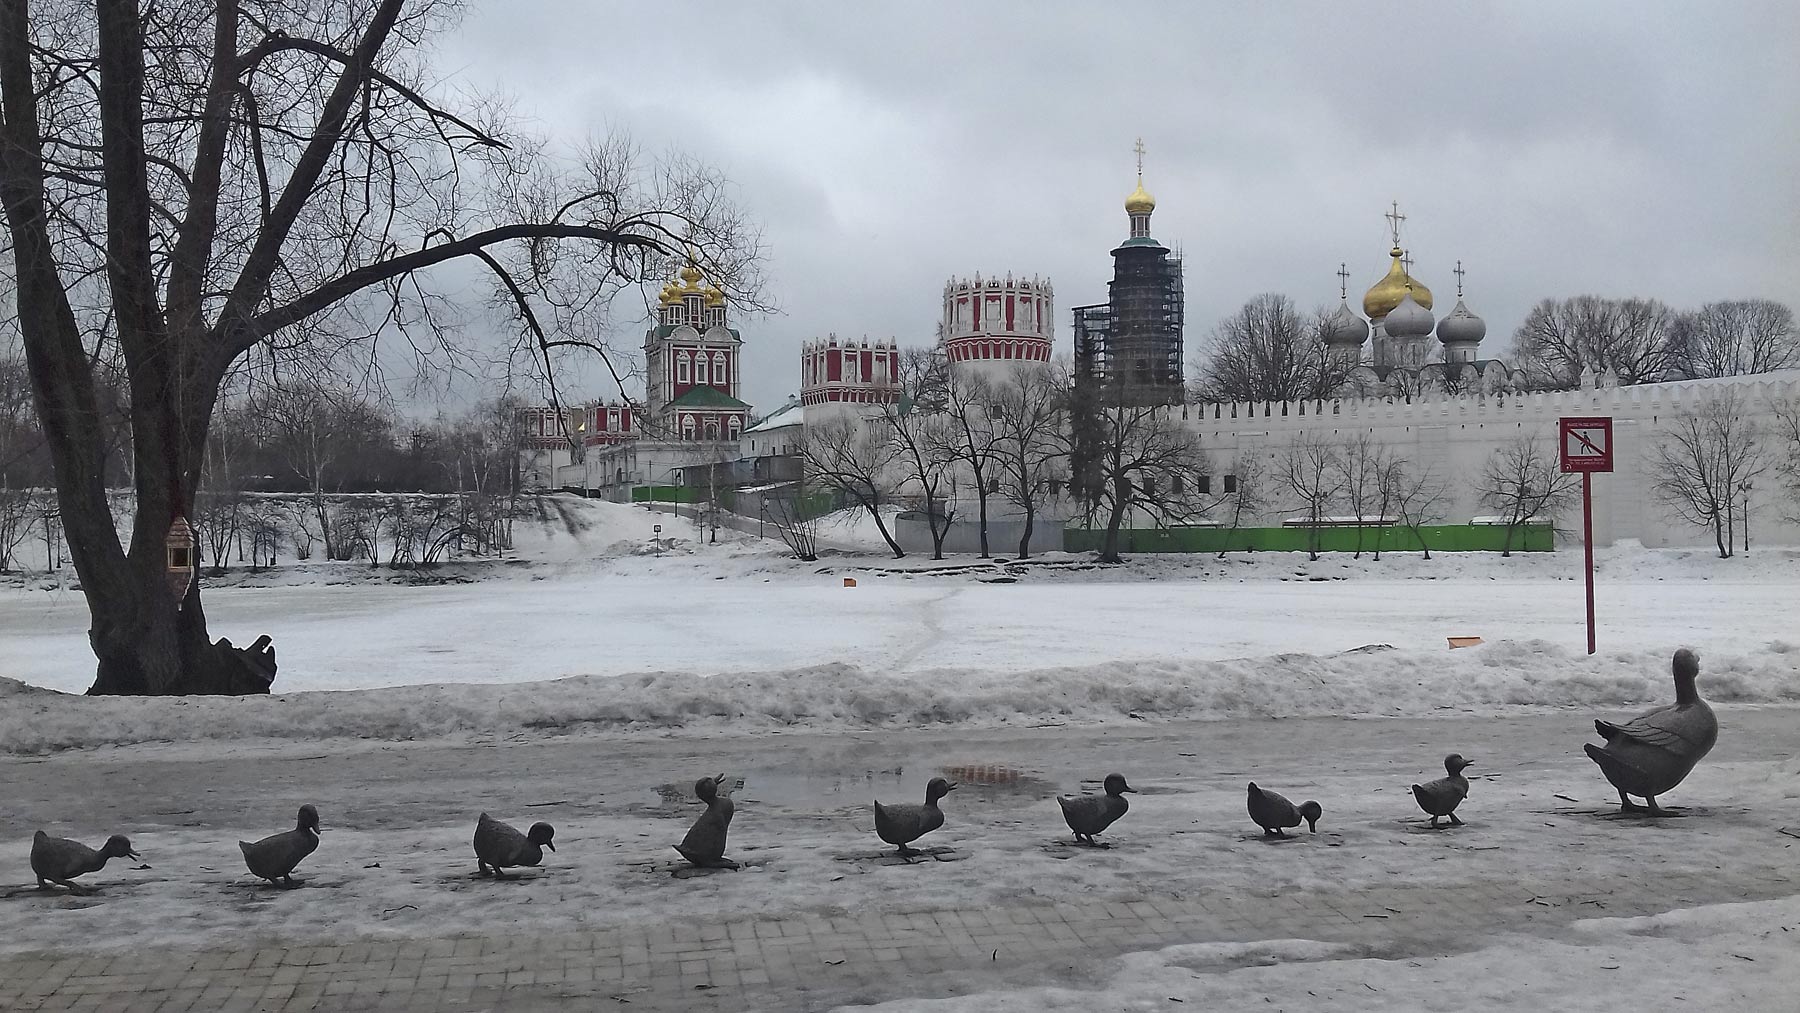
[940,274,1054,383]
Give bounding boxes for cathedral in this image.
[1323,203,1523,398]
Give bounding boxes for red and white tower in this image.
[941,273,1053,382]
[800,335,900,419]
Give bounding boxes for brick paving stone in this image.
[1,869,1795,1012]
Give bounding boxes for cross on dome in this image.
[1386,200,1407,247]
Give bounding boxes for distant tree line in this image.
[1192,293,1796,402]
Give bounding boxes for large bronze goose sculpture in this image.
[1585,648,1717,814]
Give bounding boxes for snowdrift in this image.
[3,639,1796,754]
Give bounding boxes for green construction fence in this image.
[630,485,701,504]
[1062,522,1555,554]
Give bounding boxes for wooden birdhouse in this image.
[165,515,195,606]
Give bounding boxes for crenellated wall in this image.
[1176,372,1800,548]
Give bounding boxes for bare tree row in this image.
[1193,293,1796,404]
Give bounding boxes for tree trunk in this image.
[1713,516,1728,559]
[865,501,904,558]
[974,478,990,557]
[1099,489,1127,564]
[82,366,272,694]
[1016,499,1035,559]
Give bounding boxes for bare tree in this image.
[1477,436,1578,556]
[1511,296,1677,389]
[1384,457,1449,559]
[1081,405,1214,563]
[1669,300,1799,379]
[989,361,1068,559]
[1214,455,1265,559]
[885,349,958,559]
[0,0,761,694]
[1774,401,1800,527]
[1335,433,1386,558]
[1194,294,1347,404]
[1650,393,1768,558]
[0,354,41,568]
[800,415,904,558]
[1280,433,1342,561]
[768,492,821,562]
[938,366,1002,555]
[251,384,390,560]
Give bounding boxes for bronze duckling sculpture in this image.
[30,831,138,895]
[1058,772,1137,846]
[474,813,556,878]
[1411,754,1474,827]
[874,776,957,857]
[240,804,321,888]
[1586,648,1718,814]
[1247,782,1321,837]
[674,773,739,870]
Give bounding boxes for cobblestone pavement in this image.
[2,866,1795,1012]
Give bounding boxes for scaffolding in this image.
[1073,249,1184,407]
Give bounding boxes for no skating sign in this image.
[1559,417,1613,473]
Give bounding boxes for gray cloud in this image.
[435,1,1800,414]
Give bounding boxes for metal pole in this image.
[1583,472,1595,655]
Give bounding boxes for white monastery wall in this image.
[1180,373,1800,548]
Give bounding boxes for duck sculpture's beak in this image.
[546,842,557,853]
[128,848,141,860]
[946,782,960,791]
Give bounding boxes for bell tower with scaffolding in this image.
[1073,139,1185,407]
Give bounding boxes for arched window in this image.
[677,353,690,385]
[713,352,728,388]
[681,415,695,440]
[705,419,719,441]
[694,352,709,385]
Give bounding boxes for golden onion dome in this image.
[1124,179,1156,215]
[679,264,703,288]
[658,283,682,305]
[1362,247,1433,319]
[703,285,724,306]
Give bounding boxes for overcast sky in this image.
[437,1,1799,415]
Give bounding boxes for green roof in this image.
[666,385,751,410]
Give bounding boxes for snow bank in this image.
[4,639,1795,754]
[843,895,1800,1011]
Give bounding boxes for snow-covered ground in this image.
[3,498,1799,1008]
[3,501,1798,704]
[849,897,1800,1012]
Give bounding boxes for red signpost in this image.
[1559,417,1614,654]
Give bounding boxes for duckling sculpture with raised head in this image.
[30,831,138,895]
[874,777,957,856]
[1058,773,1137,846]
[1247,782,1321,837]
[240,804,321,887]
[1411,754,1474,827]
[473,813,556,878]
[674,773,739,869]
[1586,648,1718,814]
